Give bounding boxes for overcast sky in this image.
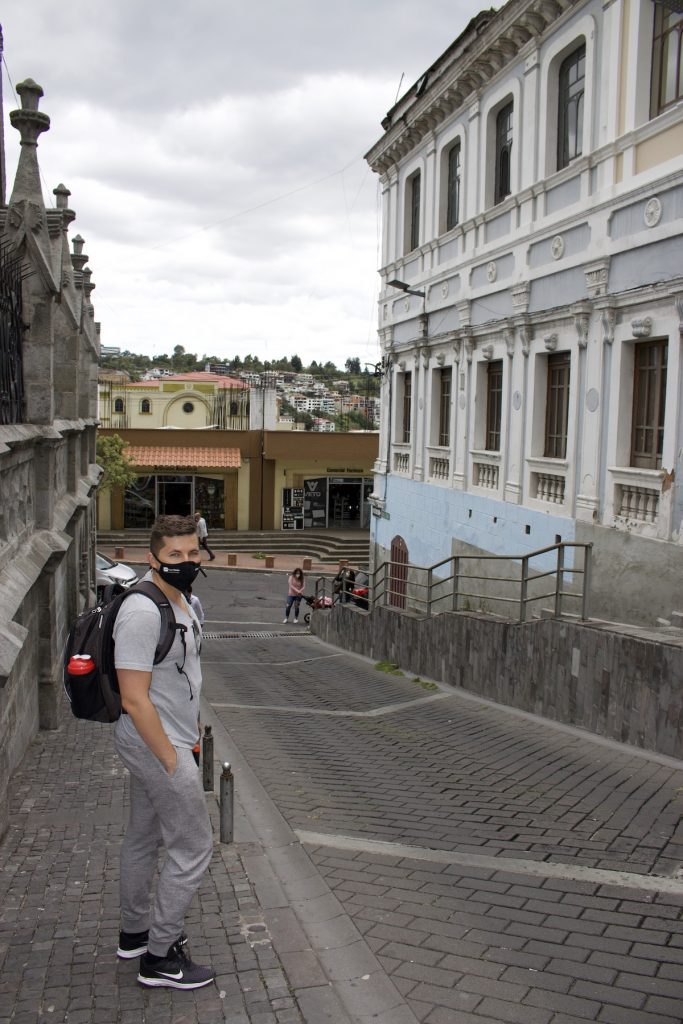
[2,2,476,369]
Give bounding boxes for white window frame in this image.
[538,16,596,179]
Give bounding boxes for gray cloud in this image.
[2,0,475,364]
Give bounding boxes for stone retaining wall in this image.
[312,604,683,760]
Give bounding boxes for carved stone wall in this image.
[0,79,101,839]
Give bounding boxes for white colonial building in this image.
[366,0,683,626]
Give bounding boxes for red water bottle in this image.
[67,655,95,675]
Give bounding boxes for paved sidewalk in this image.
[0,708,305,1024]
[99,546,341,576]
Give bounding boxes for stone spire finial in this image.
[53,183,71,209]
[71,235,88,272]
[8,78,50,206]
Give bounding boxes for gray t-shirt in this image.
[113,572,202,749]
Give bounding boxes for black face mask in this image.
[153,558,203,592]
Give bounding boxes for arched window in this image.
[495,103,513,204]
[446,142,461,231]
[140,398,151,414]
[558,44,585,169]
[113,398,125,413]
[405,171,421,253]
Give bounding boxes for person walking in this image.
[194,510,215,561]
[283,567,305,624]
[113,514,214,990]
[186,585,205,626]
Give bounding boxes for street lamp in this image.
[387,278,426,299]
[388,279,428,339]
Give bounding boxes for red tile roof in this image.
[127,446,241,469]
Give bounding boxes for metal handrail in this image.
[366,541,592,623]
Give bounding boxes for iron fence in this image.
[0,241,25,425]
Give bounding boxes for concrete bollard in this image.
[264,555,275,568]
[114,546,125,560]
[227,553,237,566]
[202,724,214,791]
[220,762,234,844]
[302,557,312,571]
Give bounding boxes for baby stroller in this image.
[301,592,334,625]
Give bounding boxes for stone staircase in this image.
[97,529,371,567]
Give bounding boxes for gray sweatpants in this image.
[115,728,213,956]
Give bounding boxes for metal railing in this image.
[365,542,592,623]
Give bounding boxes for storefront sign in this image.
[304,478,327,529]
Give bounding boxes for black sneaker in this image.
[137,940,214,989]
[117,929,149,959]
[117,929,188,960]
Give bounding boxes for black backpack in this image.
[64,580,182,723]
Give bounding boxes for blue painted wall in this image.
[372,475,576,573]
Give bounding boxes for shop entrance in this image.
[300,477,373,530]
[124,474,225,527]
[158,477,193,516]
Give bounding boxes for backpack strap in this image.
[121,580,184,664]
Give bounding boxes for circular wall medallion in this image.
[512,390,522,411]
[551,235,565,260]
[182,401,195,414]
[486,261,497,283]
[644,196,662,227]
[586,388,599,413]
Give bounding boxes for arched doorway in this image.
[389,536,408,609]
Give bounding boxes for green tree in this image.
[345,357,361,374]
[291,354,302,373]
[96,433,138,492]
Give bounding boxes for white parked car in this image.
[96,552,138,600]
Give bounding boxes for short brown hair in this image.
[149,514,198,557]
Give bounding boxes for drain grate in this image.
[203,630,312,640]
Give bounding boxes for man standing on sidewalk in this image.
[194,510,216,561]
[113,514,214,990]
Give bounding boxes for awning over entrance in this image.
[126,446,241,469]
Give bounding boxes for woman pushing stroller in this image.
[283,567,305,623]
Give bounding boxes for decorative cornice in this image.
[366,0,580,173]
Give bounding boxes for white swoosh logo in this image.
[157,970,183,979]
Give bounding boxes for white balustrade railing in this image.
[429,456,450,481]
[394,451,410,474]
[618,484,659,523]
[474,462,499,489]
[535,472,566,504]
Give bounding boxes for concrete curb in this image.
[200,697,420,1024]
